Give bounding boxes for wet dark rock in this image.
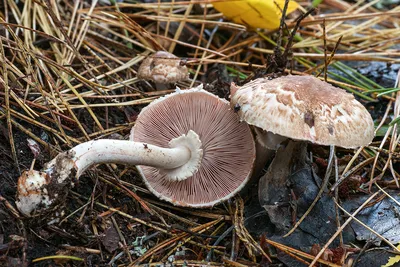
[244,198,274,237]
[350,61,400,88]
[276,249,308,267]
[351,248,400,267]
[343,191,400,245]
[102,224,120,253]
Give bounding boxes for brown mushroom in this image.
[16,86,255,216]
[230,75,375,149]
[230,75,375,181]
[137,51,189,85]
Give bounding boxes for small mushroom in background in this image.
[137,51,189,90]
[16,86,256,216]
[230,75,375,188]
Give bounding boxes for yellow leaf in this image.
[213,0,299,30]
[382,244,400,267]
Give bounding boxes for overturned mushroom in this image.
[137,51,189,89]
[16,86,256,216]
[230,75,375,149]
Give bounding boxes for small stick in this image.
[0,194,21,218]
[333,154,343,246]
[316,35,344,78]
[276,0,291,50]
[283,8,316,60]
[323,19,328,82]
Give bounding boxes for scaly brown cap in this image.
[137,51,189,83]
[230,75,374,148]
[132,86,256,207]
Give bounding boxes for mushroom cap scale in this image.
[132,86,256,207]
[137,51,189,84]
[230,75,375,148]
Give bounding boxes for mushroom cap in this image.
[230,75,375,148]
[131,86,256,207]
[137,51,189,84]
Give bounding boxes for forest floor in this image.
[0,0,400,266]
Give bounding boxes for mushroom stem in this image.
[72,140,191,177]
[16,130,203,216]
[52,130,202,182]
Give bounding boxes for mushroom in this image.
[230,75,375,235]
[230,75,375,149]
[137,51,189,90]
[16,86,256,216]
[230,75,375,181]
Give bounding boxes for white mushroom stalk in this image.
[16,130,203,217]
[62,130,202,181]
